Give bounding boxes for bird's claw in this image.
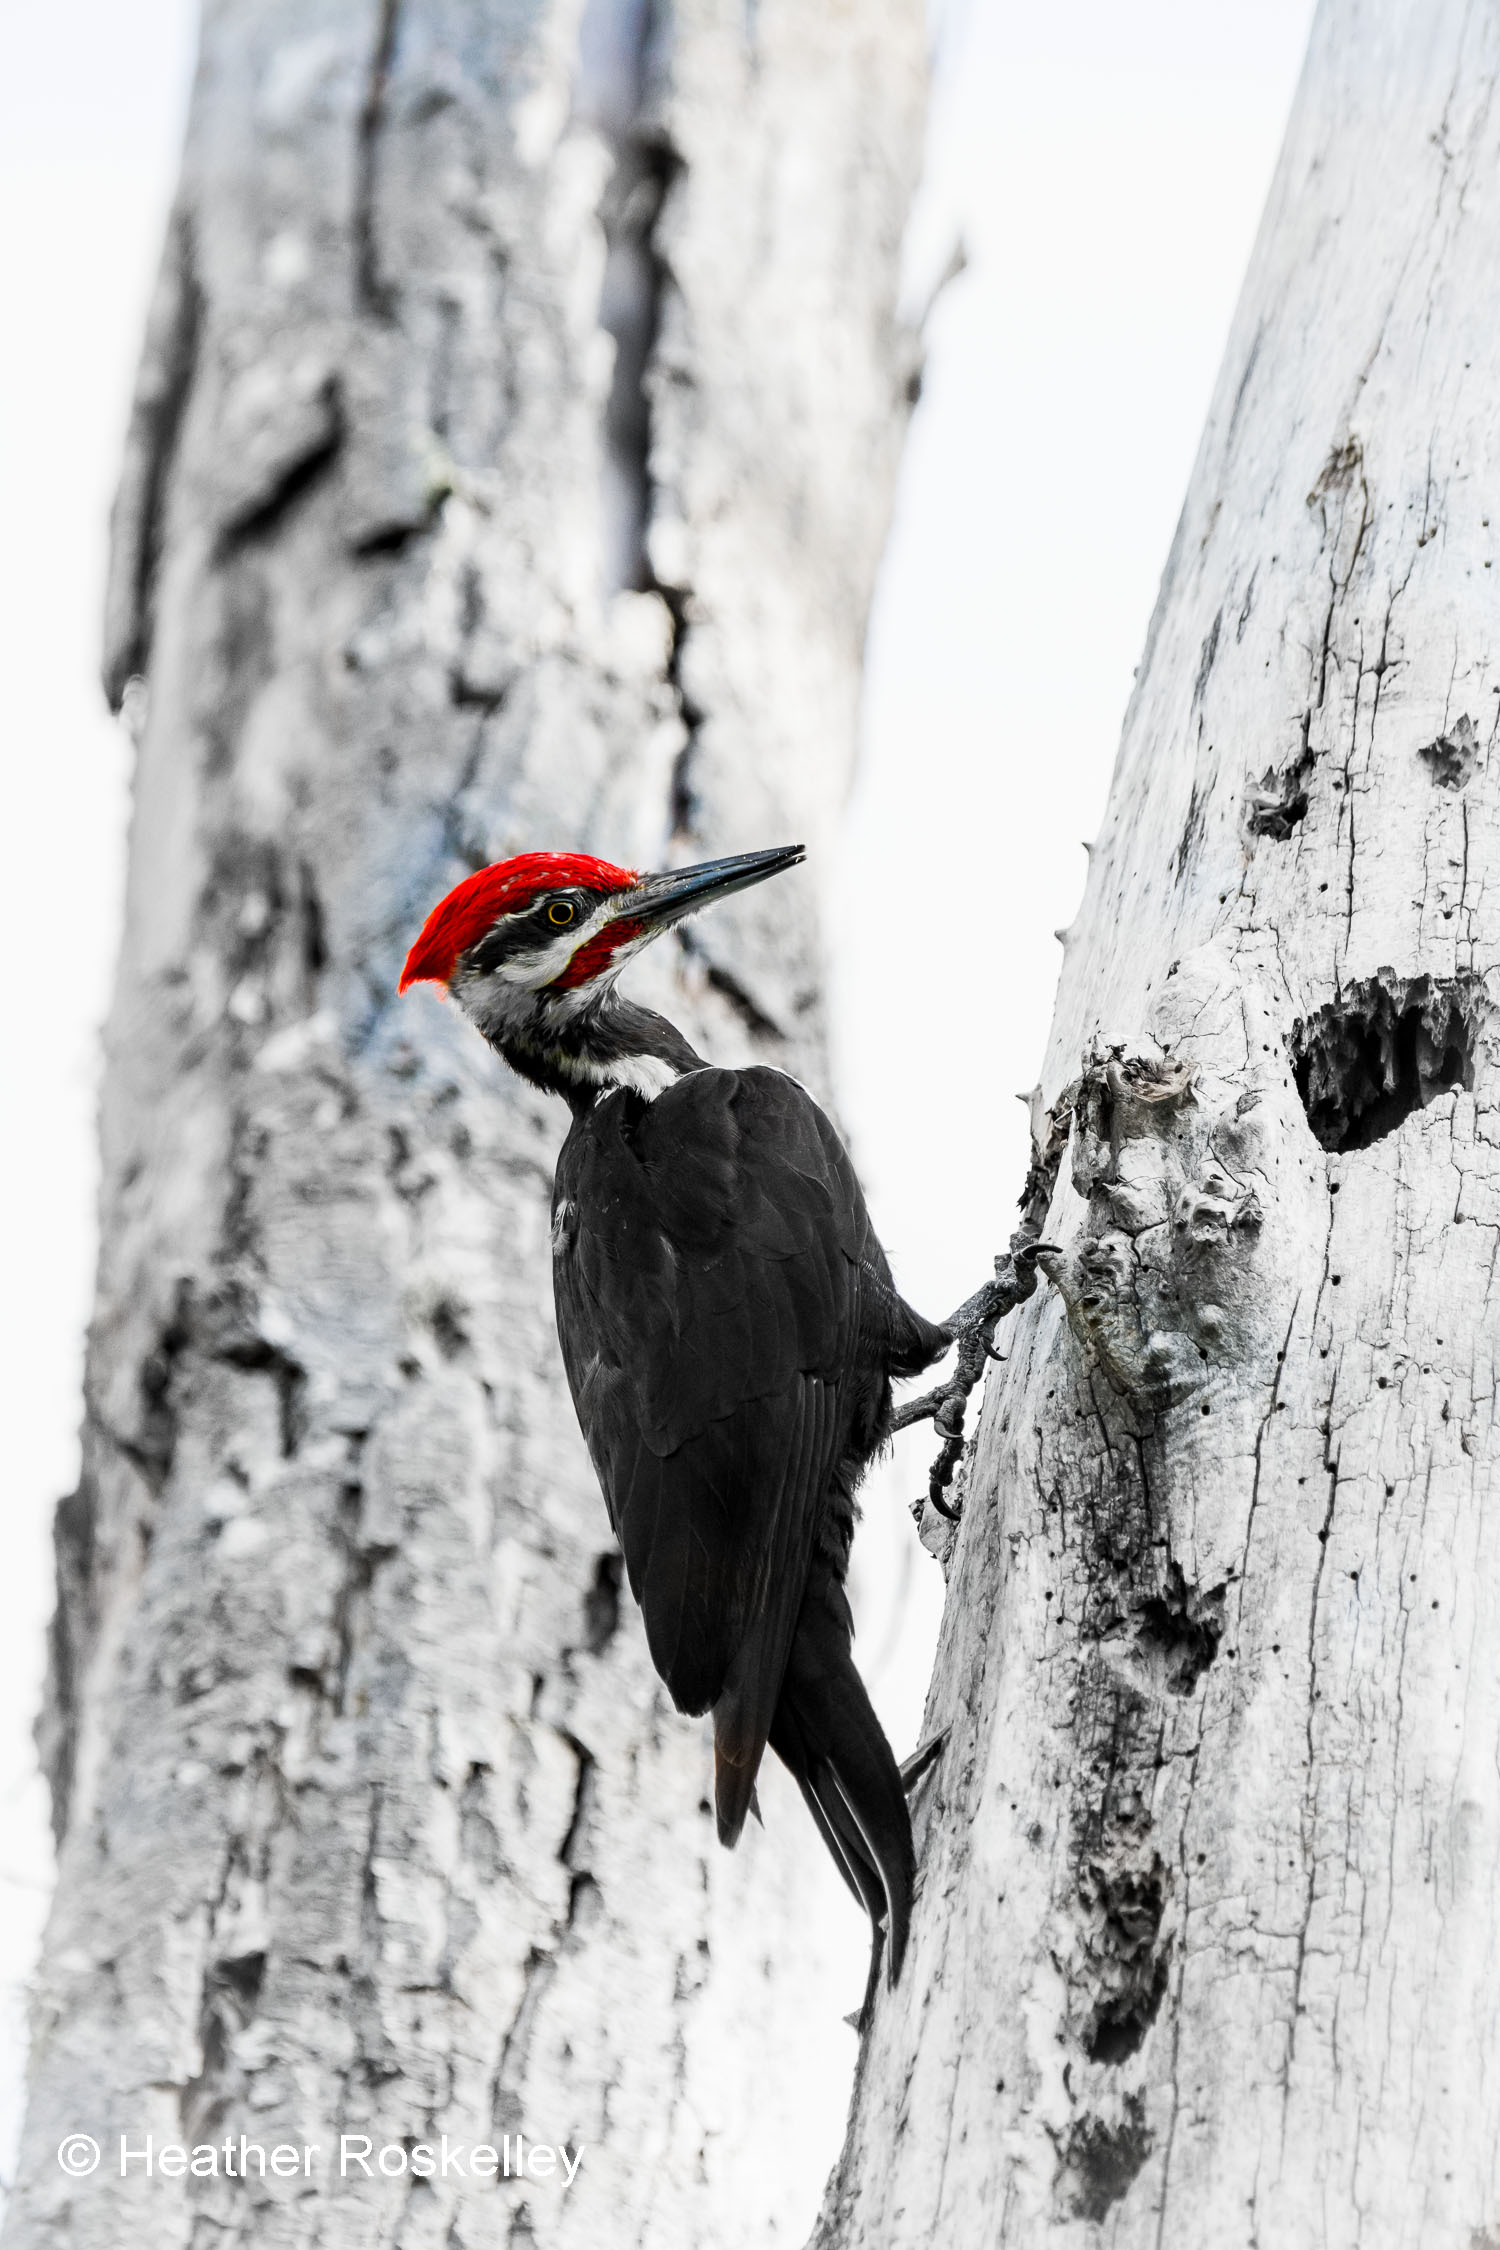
[899,1228,1053,1528]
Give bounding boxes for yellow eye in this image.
[547,899,576,927]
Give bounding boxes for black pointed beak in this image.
[622,845,805,933]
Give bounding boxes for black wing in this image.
[551,1066,885,1790]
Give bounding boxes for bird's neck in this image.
[479,988,706,1112]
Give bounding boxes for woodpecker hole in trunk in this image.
[1417,713,1480,791]
[1086,1956,1170,2066]
[1290,974,1483,1153]
[1244,738,1313,838]
[1135,1569,1224,1694]
[1060,2099,1152,2223]
[1080,1855,1171,2067]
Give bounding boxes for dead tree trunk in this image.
[822,2,1500,2243]
[4,4,921,2245]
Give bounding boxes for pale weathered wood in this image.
[3,4,922,2245]
[823,2,1500,2242]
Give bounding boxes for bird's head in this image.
[399,844,804,1101]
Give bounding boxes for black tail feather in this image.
[712,1617,789,1846]
[769,1581,915,1987]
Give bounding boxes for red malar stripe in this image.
[553,917,644,990]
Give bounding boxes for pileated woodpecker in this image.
[399,845,1007,1990]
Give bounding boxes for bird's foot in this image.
[893,1233,1053,1524]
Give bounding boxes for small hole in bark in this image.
[1417,714,1479,790]
[429,1297,470,1358]
[1290,975,1483,1152]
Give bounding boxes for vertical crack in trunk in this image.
[580,0,664,594]
[579,1,705,836]
[597,129,679,598]
[663,589,705,840]
[40,1474,98,1845]
[355,0,402,320]
[102,204,204,708]
[490,1736,598,2134]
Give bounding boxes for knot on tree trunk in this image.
[1035,1036,1264,1415]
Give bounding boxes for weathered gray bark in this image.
[5,4,921,2244]
[824,2,1500,2243]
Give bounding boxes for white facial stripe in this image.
[481,894,629,996]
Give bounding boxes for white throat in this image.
[454,977,687,1104]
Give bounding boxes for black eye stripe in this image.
[465,893,594,975]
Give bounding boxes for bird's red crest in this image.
[398,852,639,992]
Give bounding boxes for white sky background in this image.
[0,0,1315,2203]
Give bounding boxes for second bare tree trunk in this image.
[825,2,1500,2242]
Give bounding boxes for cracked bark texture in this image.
[820,4,1500,2244]
[3,2,922,2245]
